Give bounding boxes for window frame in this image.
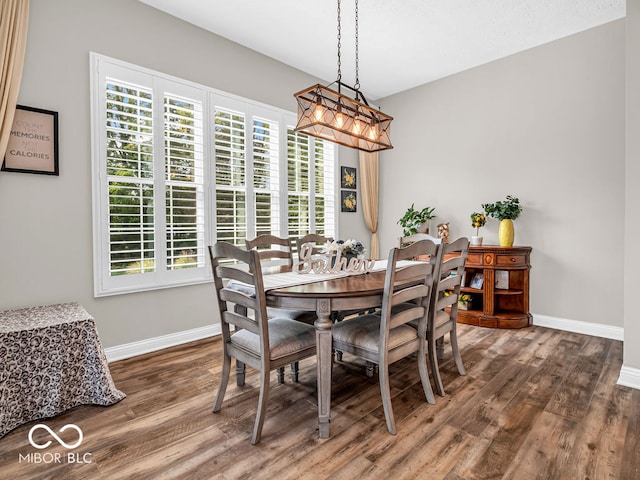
[90,53,338,297]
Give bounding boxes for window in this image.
[91,54,337,296]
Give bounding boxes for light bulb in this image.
[335,111,345,129]
[313,102,325,122]
[352,118,362,135]
[368,124,377,141]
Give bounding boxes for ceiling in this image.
[138,0,625,100]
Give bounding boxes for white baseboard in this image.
[104,323,221,363]
[532,314,623,341]
[618,365,640,389]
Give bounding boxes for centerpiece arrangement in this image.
[324,239,366,258]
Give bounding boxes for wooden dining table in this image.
[265,268,389,439]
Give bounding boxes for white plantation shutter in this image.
[92,56,209,295]
[92,54,336,295]
[286,124,336,241]
[164,94,205,270]
[214,107,247,247]
[287,128,311,237]
[314,140,336,238]
[253,116,280,237]
[105,80,156,276]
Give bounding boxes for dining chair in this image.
[428,237,470,396]
[245,233,317,383]
[245,234,317,327]
[245,234,294,270]
[209,241,317,445]
[397,232,441,249]
[331,239,441,434]
[296,233,334,256]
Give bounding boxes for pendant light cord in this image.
[336,0,342,83]
[354,0,360,92]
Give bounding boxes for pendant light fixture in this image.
[294,0,393,152]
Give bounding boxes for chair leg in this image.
[378,362,396,435]
[236,360,246,386]
[251,368,271,445]
[417,343,436,404]
[436,336,445,361]
[214,351,231,412]
[277,367,285,384]
[450,327,466,375]
[428,332,445,397]
[291,362,299,382]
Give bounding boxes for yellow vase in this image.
[498,219,514,247]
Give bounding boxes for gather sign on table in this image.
[293,243,376,274]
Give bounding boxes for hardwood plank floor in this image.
[1,324,638,479]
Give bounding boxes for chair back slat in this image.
[219,288,258,311]
[388,304,426,330]
[246,235,294,269]
[392,283,429,306]
[397,233,441,249]
[222,310,260,334]
[296,233,334,255]
[216,265,254,287]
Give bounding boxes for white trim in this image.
[617,365,640,390]
[104,323,221,363]
[532,313,623,341]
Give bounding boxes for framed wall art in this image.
[2,105,59,176]
[340,166,356,189]
[341,190,357,212]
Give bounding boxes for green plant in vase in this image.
[481,195,523,247]
[397,204,436,236]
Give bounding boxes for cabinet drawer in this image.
[466,252,483,267]
[495,254,527,267]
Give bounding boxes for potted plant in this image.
[470,212,486,246]
[481,195,523,247]
[397,204,436,236]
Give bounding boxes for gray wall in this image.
[625,1,640,370]
[378,20,625,327]
[0,0,366,348]
[0,0,629,353]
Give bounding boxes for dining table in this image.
[263,263,391,439]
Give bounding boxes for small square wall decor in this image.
[340,166,356,189]
[341,190,357,212]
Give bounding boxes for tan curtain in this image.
[359,151,379,259]
[0,0,30,160]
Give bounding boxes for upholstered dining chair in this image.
[245,234,317,382]
[331,239,442,434]
[209,241,317,445]
[245,234,316,323]
[428,237,470,396]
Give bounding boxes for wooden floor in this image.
[1,324,639,479]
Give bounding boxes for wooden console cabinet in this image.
[456,245,532,329]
